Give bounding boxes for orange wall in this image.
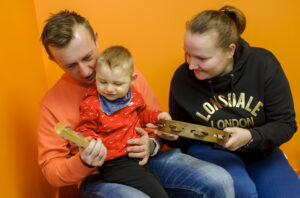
[0,0,56,197]
[1,0,299,197]
[34,0,300,173]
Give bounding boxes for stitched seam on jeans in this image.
[164,185,206,198]
[84,191,106,197]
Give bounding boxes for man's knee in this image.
[176,157,235,198]
[203,167,234,198]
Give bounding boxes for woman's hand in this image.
[219,127,252,151]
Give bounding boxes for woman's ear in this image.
[131,73,138,85]
[228,43,236,58]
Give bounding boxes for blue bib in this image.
[99,89,132,115]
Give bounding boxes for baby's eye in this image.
[98,81,107,84]
[196,57,209,61]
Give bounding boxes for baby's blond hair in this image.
[97,46,133,74]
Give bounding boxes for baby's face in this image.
[96,63,133,101]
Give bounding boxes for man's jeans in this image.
[80,149,234,198]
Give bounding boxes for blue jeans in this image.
[186,142,300,198]
[80,149,234,198]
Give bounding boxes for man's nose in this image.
[78,62,90,77]
[189,58,199,70]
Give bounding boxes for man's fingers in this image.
[128,151,146,159]
[139,156,148,166]
[135,127,148,136]
[86,136,93,141]
[89,138,103,158]
[127,145,144,153]
[96,146,107,166]
[97,139,106,156]
[80,138,108,167]
[127,137,142,145]
[83,138,96,155]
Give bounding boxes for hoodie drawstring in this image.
[208,80,216,97]
[229,73,235,96]
[208,74,235,98]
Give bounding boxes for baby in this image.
[76,46,170,198]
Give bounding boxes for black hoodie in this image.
[166,39,297,160]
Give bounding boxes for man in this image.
[38,10,234,198]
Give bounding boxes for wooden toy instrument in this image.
[55,120,229,146]
[55,123,89,148]
[147,119,229,143]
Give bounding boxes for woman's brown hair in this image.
[186,5,246,49]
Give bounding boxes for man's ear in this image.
[48,54,55,62]
[94,32,99,49]
[47,46,57,62]
[131,73,138,85]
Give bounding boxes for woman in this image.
[157,5,300,198]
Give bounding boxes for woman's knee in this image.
[233,179,258,198]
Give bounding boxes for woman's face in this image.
[184,30,235,80]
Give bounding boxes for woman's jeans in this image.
[186,142,300,198]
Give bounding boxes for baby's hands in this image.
[158,112,172,121]
[155,112,178,141]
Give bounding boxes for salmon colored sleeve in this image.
[38,104,96,187]
[132,68,166,150]
[133,67,162,111]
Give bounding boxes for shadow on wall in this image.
[9,96,57,197]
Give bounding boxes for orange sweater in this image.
[38,67,161,187]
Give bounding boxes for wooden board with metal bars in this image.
[153,119,229,143]
[55,123,89,148]
[55,120,229,147]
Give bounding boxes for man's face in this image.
[48,25,98,86]
[96,63,135,101]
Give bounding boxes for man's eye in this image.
[114,83,122,86]
[67,64,76,69]
[83,56,91,61]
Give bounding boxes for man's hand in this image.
[127,127,151,166]
[218,127,252,151]
[79,137,107,167]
